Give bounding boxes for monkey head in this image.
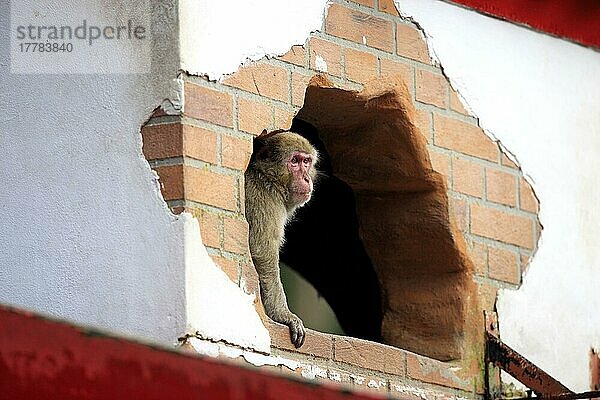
[251,130,318,210]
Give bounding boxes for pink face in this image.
[287,150,314,205]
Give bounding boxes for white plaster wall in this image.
[0,0,269,350]
[396,0,600,392]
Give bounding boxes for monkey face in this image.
[287,150,314,205]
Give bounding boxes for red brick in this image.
[210,254,239,284]
[501,152,518,169]
[334,336,406,376]
[273,105,295,131]
[349,0,374,7]
[184,82,233,128]
[223,216,250,254]
[520,177,539,213]
[379,58,413,90]
[429,150,450,181]
[309,37,342,77]
[449,89,469,115]
[452,156,483,198]
[486,168,517,207]
[416,69,447,108]
[488,247,520,285]
[396,23,430,64]
[224,63,288,102]
[185,166,237,211]
[414,109,431,142]
[325,4,394,53]
[434,114,498,161]
[142,123,218,164]
[379,0,399,15]
[449,196,468,232]
[344,48,378,83]
[278,45,306,67]
[222,134,252,171]
[268,321,333,358]
[471,204,535,249]
[237,97,271,136]
[153,165,184,200]
[477,281,499,313]
[469,241,487,276]
[406,353,471,391]
[291,72,313,107]
[190,209,221,249]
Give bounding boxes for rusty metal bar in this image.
[485,312,573,398]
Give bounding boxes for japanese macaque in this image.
[245,130,318,348]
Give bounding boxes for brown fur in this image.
[245,130,318,348]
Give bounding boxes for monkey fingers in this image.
[288,314,305,348]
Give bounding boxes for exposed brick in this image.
[434,114,498,162]
[344,48,378,83]
[142,123,219,165]
[449,196,468,232]
[407,353,471,391]
[223,216,250,254]
[471,204,534,249]
[325,4,394,53]
[224,63,289,102]
[273,105,295,131]
[189,209,221,249]
[416,69,447,108]
[470,241,488,276]
[429,150,450,180]
[414,109,431,142]
[521,253,531,273]
[349,0,374,7]
[309,37,342,77]
[379,0,399,16]
[396,23,430,64]
[449,89,469,115]
[278,45,306,67]
[237,97,272,136]
[488,246,520,285]
[210,254,238,283]
[185,166,237,211]
[153,165,184,200]
[520,177,539,213]
[291,72,314,107]
[184,82,233,128]
[477,281,498,312]
[334,336,405,376]
[452,156,483,198]
[486,168,517,207]
[379,58,413,90]
[222,134,252,171]
[142,123,182,160]
[501,152,518,169]
[268,321,333,358]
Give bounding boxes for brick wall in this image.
[141,0,540,397]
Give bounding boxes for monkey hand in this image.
[286,313,305,348]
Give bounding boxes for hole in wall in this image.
[270,75,478,361]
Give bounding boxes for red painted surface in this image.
[447,0,600,49]
[0,305,381,400]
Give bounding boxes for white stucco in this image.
[0,0,269,351]
[397,0,600,391]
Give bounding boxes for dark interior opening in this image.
[280,119,383,343]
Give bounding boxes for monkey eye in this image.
[303,158,312,166]
[291,156,299,164]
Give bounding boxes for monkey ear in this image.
[258,129,268,138]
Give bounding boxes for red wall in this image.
[448,0,600,49]
[0,305,380,400]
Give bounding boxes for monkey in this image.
[244,129,318,348]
